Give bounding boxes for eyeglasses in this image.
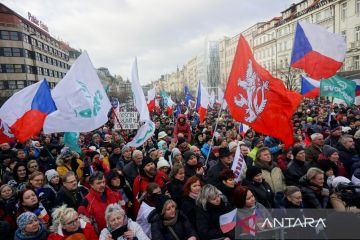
[64,217,79,226]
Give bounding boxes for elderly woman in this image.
[48,205,98,239]
[100,203,149,240]
[196,184,233,240]
[149,195,197,240]
[14,211,47,240]
[299,167,330,208]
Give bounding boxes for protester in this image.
[56,147,83,179]
[149,195,197,240]
[166,163,186,207]
[54,171,89,210]
[100,203,149,240]
[305,133,324,166]
[299,167,330,208]
[78,171,123,232]
[14,212,47,240]
[48,205,98,239]
[181,176,203,228]
[285,146,310,186]
[196,184,233,240]
[27,171,55,211]
[206,147,233,186]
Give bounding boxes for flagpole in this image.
[111,108,129,143]
[205,97,224,167]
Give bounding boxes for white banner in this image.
[126,120,155,148]
[115,112,139,129]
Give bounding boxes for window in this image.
[0,81,4,90]
[10,32,19,40]
[3,48,12,56]
[14,64,23,73]
[341,30,347,42]
[1,31,9,40]
[43,68,48,76]
[23,34,29,43]
[8,81,16,89]
[31,37,36,46]
[341,2,347,19]
[12,48,21,57]
[37,67,43,75]
[17,81,25,89]
[5,64,14,73]
[356,26,360,42]
[35,52,41,61]
[356,0,360,15]
[37,41,43,49]
[49,70,53,77]
[354,56,360,70]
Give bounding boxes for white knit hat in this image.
[157,157,170,169]
[331,176,351,189]
[45,169,59,182]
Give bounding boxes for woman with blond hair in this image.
[48,204,98,240]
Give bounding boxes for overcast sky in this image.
[3,0,296,84]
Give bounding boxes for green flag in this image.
[320,75,356,106]
[64,132,81,153]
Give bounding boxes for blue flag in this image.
[184,86,193,106]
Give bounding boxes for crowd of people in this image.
[0,98,359,239]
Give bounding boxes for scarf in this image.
[163,211,178,226]
[189,192,199,200]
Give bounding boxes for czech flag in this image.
[353,79,360,96]
[291,21,346,80]
[0,79,56,143]
[195,80,209,123]
[239,123,250,137]
[220,209,237,233]
[147,87,156,112]
[301,75,320,98]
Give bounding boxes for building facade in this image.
[153,0,360,94]
[0,3,74,105]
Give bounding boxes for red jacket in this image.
[132,172,165,217]
[77,186,122,232]
[48,220,98,240]
[173,114,191,143]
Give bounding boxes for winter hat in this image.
[171,148,181,158]
[121,146,131,155]
[177,137,186,146]
[219,147,232,158]
[252,137,262,148]
[323,145,338,158]
[341,126,352,134]
[331,176,351,189]
[292,146,305,158]
[183,151,196,162]
[39,149,49,158]
[246,166,262,180]
[157,140,167,150]
[212,146,220,154]
[153,194,171,214]
[228,142,237,151]
[141,156,154,169]
[158,131,168,140]
[157,157,170,169]
[16,211,37,231]
[60,147,72,159]
[45,169,59,182]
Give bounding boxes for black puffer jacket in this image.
[149,210,197,240]
[196,200,234,240]
[181,196,197,228]
[242,178,275,208]
[337,144,358,176]
[166,178,185,208]
[285,159,310,186]
[299,175,329,208]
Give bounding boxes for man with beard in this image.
[338,135,358,177]
[109,144,126,169]
[78,171,123,232]
[132,157,163,216]
[173,114,191,143]
[325,125,342,148]
[54,171,88,210]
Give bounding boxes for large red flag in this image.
[224,35,302,147]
